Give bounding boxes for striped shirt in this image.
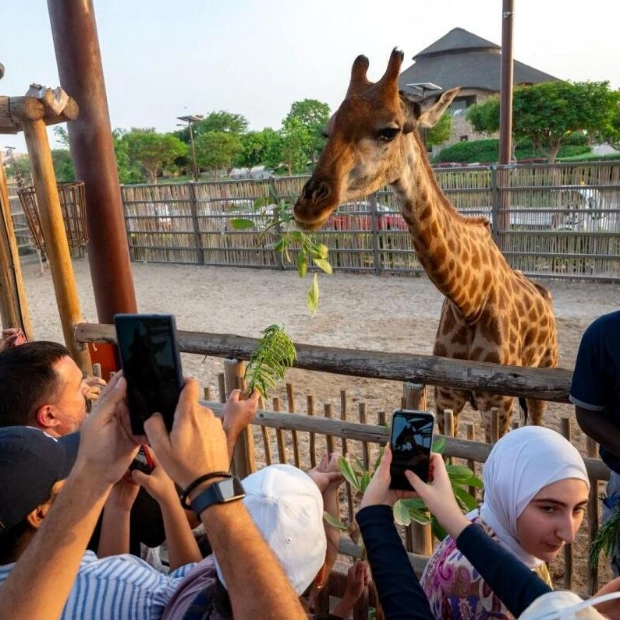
[0,551,195,619]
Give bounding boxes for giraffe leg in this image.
[476,394,515,443]
[434,386,468,438]
[525,398,546,427]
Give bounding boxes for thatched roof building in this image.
[398,28,558,146]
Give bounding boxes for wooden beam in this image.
[75,322,574,403]
[22,118,91,373]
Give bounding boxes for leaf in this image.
[360,470,372,494]
[445,464,477,483]
[338,456,361,491]
[306,274,319,315]
[453,485,479,512]
[432,437,446,453]
[393,500,413,526]
[323,511,349,531]
[313,258,333,274]
[230,218,255,230]
[297,252,308,278]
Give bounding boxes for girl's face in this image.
[516,478,589,562]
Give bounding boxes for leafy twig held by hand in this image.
[244,324,297,398]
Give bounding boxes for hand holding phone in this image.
[389,409,435,490]
[114,313,184,435]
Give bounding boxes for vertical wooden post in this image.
[324,404,335,455]
[400,383,432,556]
[560,417,573,590]
[466,423,477,498]
[586,435,600,595]
[443,409,454,465]
[307,395,316,467]
[273,397,287,464]
[223,359,254,478]
[359,402,370,470]
[286,383,301,468]
[21,119,91,373]
[0,150,33,339]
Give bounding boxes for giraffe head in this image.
[294,49,459,230]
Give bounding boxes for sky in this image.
[2,0,620,154]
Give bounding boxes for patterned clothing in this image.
[420,515,552,620]
[0,550,195,619]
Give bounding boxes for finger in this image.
[404,469,424,492]
[132,469,149,486]
[92,374,126,416]
[227,389,241,403]
[173,377,200,425]
[144,412,171,455]
[247,390,260,404]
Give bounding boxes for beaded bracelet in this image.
[179,471,231,509]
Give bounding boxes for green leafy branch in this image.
[590,502,620,568]
[244,324,297,398]
[230,192,332,315]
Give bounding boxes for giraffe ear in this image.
[400,95,421,134]
[418,88,460,128]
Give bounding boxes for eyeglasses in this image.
[531,591,620,619]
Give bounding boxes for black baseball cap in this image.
[0,427,79,533]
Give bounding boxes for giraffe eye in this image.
[378,127,399,142]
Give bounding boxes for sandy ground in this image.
[19,258,620,591]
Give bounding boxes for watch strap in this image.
[190,477,245,517]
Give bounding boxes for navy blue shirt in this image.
[569,310,620,473]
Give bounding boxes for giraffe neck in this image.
[391,134,496,319]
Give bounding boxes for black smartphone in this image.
[114,313,184,435]
[389,409,435,490]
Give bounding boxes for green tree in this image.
[426,114,453,147]
[282,99,330,166]
[467,81,620,162]
[122,128,187,183]
[51,150,75,182]
[280,118,310,175]
[234,130,273,173]
[194,131,242,177]
[193,111,248,138]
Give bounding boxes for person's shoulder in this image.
[586,310,620,335]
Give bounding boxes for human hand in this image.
[344,560,370,602]
[222,389,259,439]
[74,372,140,487]
[307,452,344,494]
[0,328,26,353]
[107,470,140,512]
[359,446,417,510]
[83,375,107,402]
[405,453,470,539]
[132,447,178,505]
[144,378,230,491]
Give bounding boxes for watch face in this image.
[215,477,245,502]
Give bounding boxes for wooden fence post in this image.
[224,359,255,478]
[401,382,432,556]
[187,182,205,264]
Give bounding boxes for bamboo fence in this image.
[116,162,620,281]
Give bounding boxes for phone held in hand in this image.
[389,409,435,490]
[114,313,184,435]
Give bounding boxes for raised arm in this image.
[132,447,201,569]
[0,373,139,620]
[145,378,306,620]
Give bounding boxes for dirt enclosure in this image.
[21,259,620,591]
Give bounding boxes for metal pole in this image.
[47,0,137,325]
[499,0,514,165]
[189,122,198,182]
[497,0,514,246]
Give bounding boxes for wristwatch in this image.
[190,477,245,517]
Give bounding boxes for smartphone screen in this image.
[114,313,184,435]
[389,409,435,490]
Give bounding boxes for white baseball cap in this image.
[519,590,620,619]
[215,464,327,595]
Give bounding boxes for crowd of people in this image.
[0,312,618,619]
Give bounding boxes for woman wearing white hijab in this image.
[420,426,590,620]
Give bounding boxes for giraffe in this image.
[293,49,558,441]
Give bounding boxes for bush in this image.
[432,139,591,164]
